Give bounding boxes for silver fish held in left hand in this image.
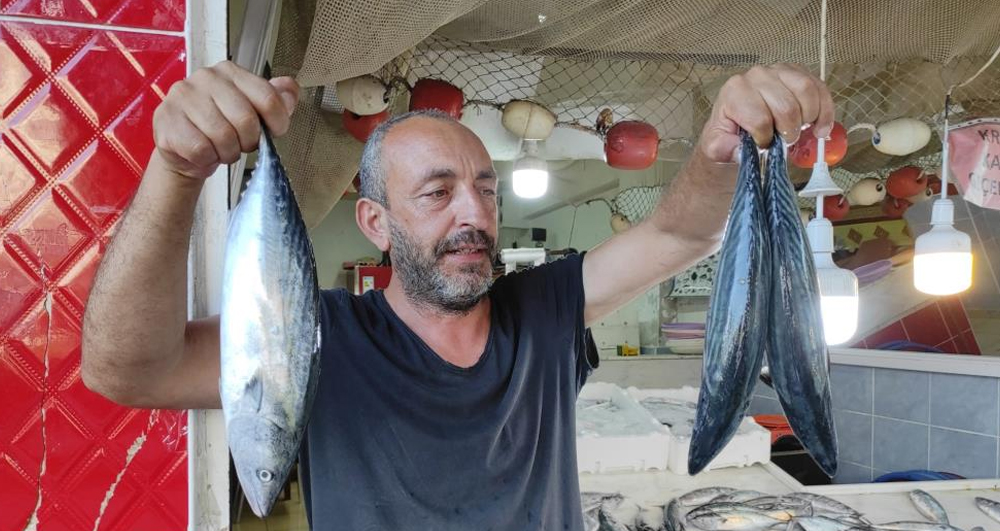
[220,126,322,518]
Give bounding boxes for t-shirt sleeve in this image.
[493,252,599,390]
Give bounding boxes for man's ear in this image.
[356,198,390,252]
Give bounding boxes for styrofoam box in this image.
[626,386,771,475]
[576,383,671,474]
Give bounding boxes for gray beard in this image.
[387,220,496,315]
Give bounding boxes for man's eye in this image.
[427,190,448,199]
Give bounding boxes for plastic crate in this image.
[626,386,771,475]
[576,383,672,474]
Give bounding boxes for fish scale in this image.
[762,137,838,477]
[220,126,322,518]
[688,130,771,475]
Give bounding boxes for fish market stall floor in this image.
[579,465,1000,529]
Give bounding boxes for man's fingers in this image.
[747,67,804,144]
[209,78,262,153]
[222,64,295,136]
[164,114,220,177]
[182,84,242,165]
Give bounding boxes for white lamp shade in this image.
[512,155,548,198]
[913,199,974,296]
[817,266,860,345]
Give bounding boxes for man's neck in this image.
[382,280,491,368]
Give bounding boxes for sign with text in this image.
[950,118,1000,210]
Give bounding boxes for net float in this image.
[789,122,848,169]
[501,100,557,141]
[409,79,464,119]
[605,120,659,170]
[846,178,887,206]
[886,166,927,199]
[823,194,850,221]
[335,75,389,116]
[343,109,389,143]
[850,117,932,156]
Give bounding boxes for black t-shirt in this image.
[299,253,599,530]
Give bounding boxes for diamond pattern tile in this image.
[59,139,140,228]
[5,189,94,274]
[8,85,94,174]
[0,140,45,226]
[1,0,185,31]
[0,17,187,531]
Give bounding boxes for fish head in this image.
[228,414,298,518]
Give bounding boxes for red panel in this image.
[59,139,140,228]
[109,0,185,32]
[901,303,950,348]
[0,18,187,531]
[863,321,907,349]
[2,0,185,31]
[938,296,971,336]
[0,33,45,117]
[0,140,46,227]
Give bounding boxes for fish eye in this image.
[257,469,274,483]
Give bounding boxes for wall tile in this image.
[902,303,950,348]
[930,374,999,435]
[831,364,873,413]
[833,461,872,484]
[874,369,929,423]
[835,410,873,466]
[864,322,907,350]
[929,428,998,479]
[873,418,928,472]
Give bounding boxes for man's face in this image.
[380,117,499,313]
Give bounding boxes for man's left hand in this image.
[698,64,835,163]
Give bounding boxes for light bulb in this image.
[512,153,548,199]
[914,199,973,295]
[807,217,860,345]
[817,270,860,346]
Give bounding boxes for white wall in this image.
[309,199,381,289]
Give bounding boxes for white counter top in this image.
[579,465,1000,529]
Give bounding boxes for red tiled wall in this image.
[1,2,188,530]
[852,297,982,354]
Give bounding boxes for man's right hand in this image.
[152,61,300,180]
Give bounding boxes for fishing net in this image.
[268,0,1000,227]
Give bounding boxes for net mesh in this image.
[269,0,1000,227]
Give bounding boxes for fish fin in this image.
[246,374,264,413]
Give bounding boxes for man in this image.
[81,61,833,530]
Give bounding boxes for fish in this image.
[686,505,782,530]
[679,487,738,506]
[870,522,962,531]
[220,126,322,517]
[715,490,773,504]
[665,499,688,531]
[689,130,771,475]
[975,496,1000,523]
[762,137,838,477]
[787,515,859,531]
[907,489,948,524]
[785,493,860,517]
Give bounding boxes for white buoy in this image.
[846,178,887,206]
[502,100,557,141]
[872,118,932,156]
[335,75,388,116]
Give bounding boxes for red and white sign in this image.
[949,118,1000,210]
